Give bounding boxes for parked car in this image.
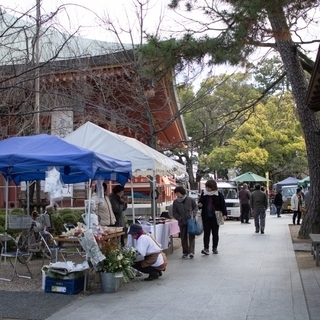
[217,182,241,220]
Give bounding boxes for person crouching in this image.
[128,224,167,281]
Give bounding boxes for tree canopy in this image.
[206,92,307,180]
[142,0,320,237]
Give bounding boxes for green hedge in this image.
[0,208,84,236]
[50,209,84,235]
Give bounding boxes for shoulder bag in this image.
[210,196,224,225]
[187,216,203,235]
[215,211,224,225]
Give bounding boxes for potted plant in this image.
[97,239,137,293]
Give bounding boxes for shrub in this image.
[50,209,84,235]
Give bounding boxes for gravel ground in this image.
[0,238,181,293]
[1,254,105,293]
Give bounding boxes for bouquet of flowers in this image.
[97,239,138,282]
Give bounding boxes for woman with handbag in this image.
[198,179,228,255]
[172,186,198,259]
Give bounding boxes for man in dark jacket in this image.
[273,189,284,218]
[238,183,251,224]
[109,184,128,246]
[250,184,268,234]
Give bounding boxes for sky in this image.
[0,0,177,43]
[1,1,319,51]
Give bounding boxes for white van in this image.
[217,182,241,220]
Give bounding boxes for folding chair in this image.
[61,223,86,257]
[0,233,32,281]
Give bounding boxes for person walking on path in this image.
[198,179,228,255]
[172,186,198,259]
[238,183,251,224]
[273,189,284,218]
[291,188,303,225]
[250,184,268,234]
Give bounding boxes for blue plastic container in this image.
[44,276,84,294]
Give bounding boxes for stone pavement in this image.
[44,213,320,320]
[0,291,78,320]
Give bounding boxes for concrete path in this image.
[46,214,319,320]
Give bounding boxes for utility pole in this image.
[35,0,40,134]
[35,0,41,212]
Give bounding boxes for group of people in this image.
[238,183,269,233]
[128,179,229,281]
[172,180,228,258]
[240,183,308,231]
[91,182,167,282]
[171,180,276,260]
[97,179,308,282]
[273,187,308,225]
[91,182,127,246]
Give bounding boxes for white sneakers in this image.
[182,253,195,259]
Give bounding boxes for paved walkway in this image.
[45,213,320,320]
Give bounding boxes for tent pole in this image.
[130,179,135,223]
[84,180,92,293]
[4,179,9,257]
[87,180,92,230]
[26,181,30,215]
[5,179,8,234]
[152,170,156,238]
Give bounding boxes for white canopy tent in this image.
[64,121,187,229]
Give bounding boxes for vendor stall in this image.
[0,134,132,233]
[64,121,187,234]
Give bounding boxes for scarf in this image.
[177,195,187,202]
[204,189,219,196]
[136,231,144,240]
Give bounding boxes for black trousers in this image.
[241,203,250,222]
[293,210,301,224]
[132,261,160,276]
[203,216,220,250]
[276,205,282,217]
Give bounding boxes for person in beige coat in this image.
[291,188,302,225]
[91,182,116,226]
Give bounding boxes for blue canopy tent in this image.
[274,177,300,191]
[0,134,132,232]
[0,134,132,185]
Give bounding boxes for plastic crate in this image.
[9,215,33,229]
[44,276,85,294]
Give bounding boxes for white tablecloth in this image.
[127,220,180,250]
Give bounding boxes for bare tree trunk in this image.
[267,5,320,238]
